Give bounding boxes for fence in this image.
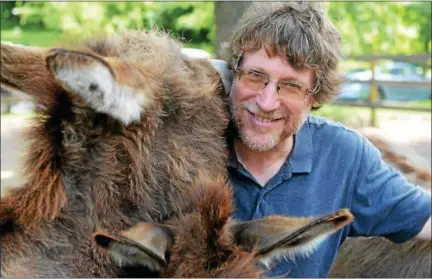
[331,53,431,127]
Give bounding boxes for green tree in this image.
[328,2,431,56]
[4,2,215,53]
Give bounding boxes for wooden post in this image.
[369,57,378,127]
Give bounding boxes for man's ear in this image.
[230,209,354,268]
[46,48,154,125]
[94,223,173,272]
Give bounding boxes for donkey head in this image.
[0,31,227,229]
[94,179,354,277]
[1,40,163,126]
[0,38,162,227]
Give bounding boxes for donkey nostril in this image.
[89,83,98,91]
[334,216,348,226]
[94,234,112,248]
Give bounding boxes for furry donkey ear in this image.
[230,209,354,269]
[94,223,173,272]
[1,42,59,107]
[46,48,155,125]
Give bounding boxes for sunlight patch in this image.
[1,170,15,179]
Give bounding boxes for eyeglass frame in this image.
[232,54,318,99]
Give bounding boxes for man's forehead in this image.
[242,46,309,69]
[242,47,316,83]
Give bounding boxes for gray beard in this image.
[229,101,306,152]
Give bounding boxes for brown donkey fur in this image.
[94,178,354,278]
[0,30,229,277]
[0,31,353,277]
[330,131,431,278]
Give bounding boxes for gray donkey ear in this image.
[230,209,354,269]
[46,48,152,125]
[94,223,173,272]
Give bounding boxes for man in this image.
[212,2,431,277]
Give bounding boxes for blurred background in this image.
[1,1,431,191]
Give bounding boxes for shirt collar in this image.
[288,118,313,174]
[227,141,240,169]
[227,118,313,173]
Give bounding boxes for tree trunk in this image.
[214,1,252,59]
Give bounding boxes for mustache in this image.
[242,103,286,120]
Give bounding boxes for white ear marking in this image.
[54,64,149,125]
[258,234,328,269]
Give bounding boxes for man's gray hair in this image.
[221,1,342,105]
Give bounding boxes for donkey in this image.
[329,234,431,278]
[1,30,229,277]
[0,31,352,277]
[329,131,431,278]
[94,178,354,278]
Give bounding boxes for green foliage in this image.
[327,2,431,56]
[1,28,62,47]
[312,105,370,128]
[1,2,430,57]
[1,1,19,28]
[2,2,216,54]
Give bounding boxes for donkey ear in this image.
[94,223,173,272]
[1,42,58,107]
[230,209,354,268]
[46,48,152,125]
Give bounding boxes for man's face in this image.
[230,47,316,152]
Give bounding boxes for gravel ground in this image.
[372,112,431,166]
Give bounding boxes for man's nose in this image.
[256,82,280,112]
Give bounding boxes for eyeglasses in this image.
[233,61,316,101]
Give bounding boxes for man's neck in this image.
[234,136,294,186]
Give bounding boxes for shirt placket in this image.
[250,162,293,219]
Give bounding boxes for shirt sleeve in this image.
[348,136,431,243]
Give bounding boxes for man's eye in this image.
[280,81,302,89]
[246,71,265,80]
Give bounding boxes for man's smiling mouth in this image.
[248,111,284,123]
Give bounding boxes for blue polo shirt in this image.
[228,115,431,278]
